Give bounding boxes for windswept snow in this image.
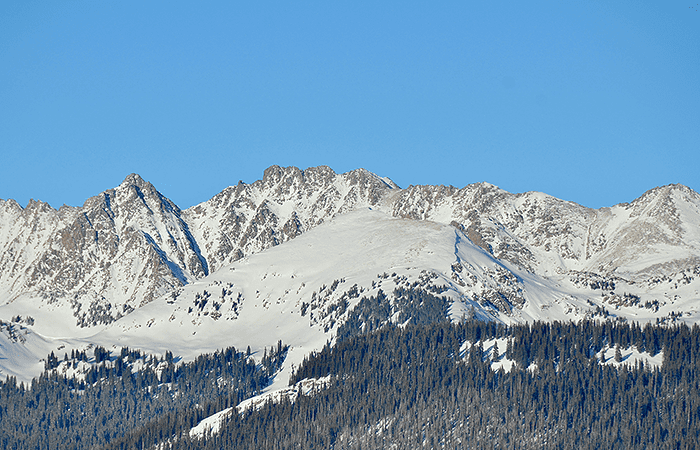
[460,338,663,373]
[1,169,699,388]
[460,338,515,372]
[189,407,234,438]
[236,375,332,414]
[0,204,697,383]
[597,345,664,369]
[189,375,332,438]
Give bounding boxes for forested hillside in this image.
[3,316,684,449]
[0,343,288,450]
[158,320,699,450]
[1,295,699,449]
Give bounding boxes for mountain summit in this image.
[0,165,699,381]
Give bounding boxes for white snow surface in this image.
[460,338,514,372]
[0,206,698,382]
[598,345,664,369]
[1,171,700,389]
[189,375,331,438]
[189,407,233,438]
[460,338,663,372]
[236,375,332,414]
[92,209,578,369]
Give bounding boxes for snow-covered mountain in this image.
[0,165,699,382]
[391,181,700,280]
[0,174,207,328]
[183,165,399,273]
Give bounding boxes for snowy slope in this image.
[0,208,551,380]
[87,209,699,382]
[0,174,208,330]
[0,166,699,384]
[182,165,399,273]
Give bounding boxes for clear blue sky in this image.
[1,1,698,209]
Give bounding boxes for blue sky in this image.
[1,1,698,209]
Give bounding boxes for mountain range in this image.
[1,165,699,382]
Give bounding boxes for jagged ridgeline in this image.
[1,166,700,449]
[0,166,399,327]
[1,165,700,329]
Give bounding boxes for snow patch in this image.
[597,345,663,369]
[189,407,233,438]
[460,337,515,372]
[236,375,332,414]
[189,375,332,438]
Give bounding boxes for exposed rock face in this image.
[0,175,207,326]
[387,182,700,280]
[1,165,699,328]
[0,198,73,299]
[390,183,548,271]
[183,165,399,272]
[586,184,700,277]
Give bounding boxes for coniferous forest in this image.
[161,319,699,450]
[0,343,288,450]
[0,289,699,449]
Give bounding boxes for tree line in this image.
[169,317,699,449]
[2,287,700,449]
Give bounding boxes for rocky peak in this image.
[183,165,400,273]
[0,174,209,327]
[262,165,303,187]
[0,200,25,231]
[120,173,149,189]
[2,167,699,331]
[113,174,174,211]
[623,184,696,218]
[300,165,337,185]
[260,165,337,198]
[343,168,400,190]
[583,184,700,277]
[0,198,23,213]
[24,199,57,214]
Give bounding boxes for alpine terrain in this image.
[1,165,699,449]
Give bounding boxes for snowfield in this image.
[0,168,698,409]
[0,205,698,383]
[1,168,699,447]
